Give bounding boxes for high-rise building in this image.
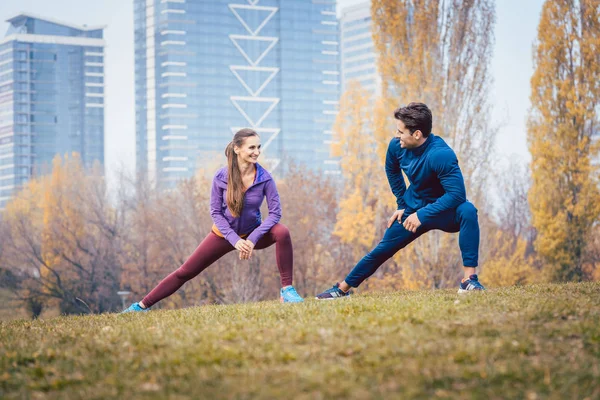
[0,13,105,209]
[135,0,341,187]
[340,1,379,94]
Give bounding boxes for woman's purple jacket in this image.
[210,163,282,247]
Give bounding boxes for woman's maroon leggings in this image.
[142,223,293,308]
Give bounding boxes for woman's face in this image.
[235,135,261,164]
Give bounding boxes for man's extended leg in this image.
[316,219,427,299]
[345,222,426,287]
[315,202,483,300]
[344,203,480,291]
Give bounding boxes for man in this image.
[316,102,485,299]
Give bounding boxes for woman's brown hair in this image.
[225,128,259,217]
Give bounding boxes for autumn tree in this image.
[528,0,600,281]
[2,154,123,315]
[478,161,540,287]
[371,0,497,203]
[584,224,600,281]
[331,82,395,260]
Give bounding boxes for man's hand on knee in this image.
[387,209,405,228]
[403,213,421,233]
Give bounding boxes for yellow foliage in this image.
[332,82,395,257]
[40,154,87,284]
[371,0,497,204]
[371,0,440,106]
[333,189,376,259]
[528,0,600,281]
[3,153,120,313]
[482,230,539,288]
[398,264,433,291]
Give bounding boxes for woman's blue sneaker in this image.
[458,274,486,293]
[280,286,304,303]
[315,283,351,300]
[121,302,149,313]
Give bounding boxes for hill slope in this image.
[1,283,599,399]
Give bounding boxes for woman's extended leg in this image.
[141,233,235,308]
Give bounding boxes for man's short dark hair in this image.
[393,102,433,137]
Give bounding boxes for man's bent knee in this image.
[457,202,478,222]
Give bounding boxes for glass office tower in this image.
[340,1,380,94]
[135,0,341,188]
[0,13,105,209]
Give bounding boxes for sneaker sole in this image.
[314,296,350,300]
[281,296,304,303]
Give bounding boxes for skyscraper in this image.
[135,0,340,187]
[0,13,105,209]
[340,1,380,94]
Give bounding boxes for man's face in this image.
[395,119,420,149]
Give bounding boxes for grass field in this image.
[1,282,599,399]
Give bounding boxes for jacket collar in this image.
[215,163,272,187]
[409,133,436,156]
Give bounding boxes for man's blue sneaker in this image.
[315,283,351,300]
[121,302,149,313]
[458,274,486,293]
[280,286,304,303]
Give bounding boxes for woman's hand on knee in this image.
[235,239,255,260]
[235,239,251,259]
[242,240,255,260]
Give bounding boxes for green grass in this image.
[1,283,599,399]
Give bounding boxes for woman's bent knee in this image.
[272,223,291,239]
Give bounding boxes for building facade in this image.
[340,1,379,94]
[0,13,105,209]
[135,0,341,187]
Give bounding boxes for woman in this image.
[122,128,303,312]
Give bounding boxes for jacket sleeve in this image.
[247,179,282,245]
[210,176,242,247]
[385,139,408,209]
[416,149,466,223]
